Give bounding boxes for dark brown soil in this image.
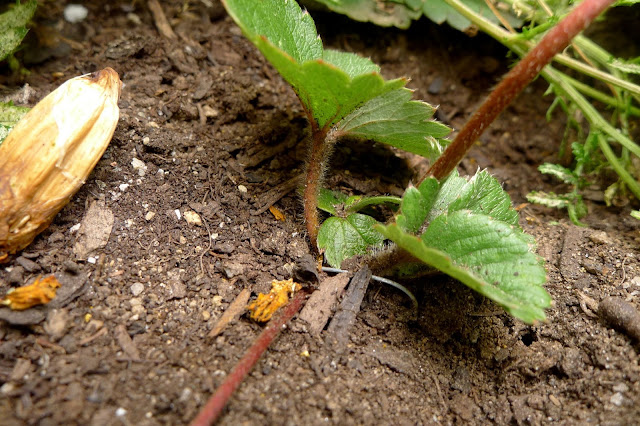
[1,1,640,425]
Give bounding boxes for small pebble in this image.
[610,392,624,406]
[238,185,248,193]
[15,256,40,273]
[145,211,155,221]
[131,158,147,176]
[64,4,88,23]
[130,283,144,297]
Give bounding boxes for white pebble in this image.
[130,283,144,296]
[174,209,182,220]
[64,4,88,23]
[184,210,202,226]
[131,158,148,176]
[238,185,248,193]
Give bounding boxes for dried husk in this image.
[0,68,121,256]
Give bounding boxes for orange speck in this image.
[269,205,285,221]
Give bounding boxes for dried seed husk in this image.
[0,68,121,257]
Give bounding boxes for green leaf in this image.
[318,188,349,215]
[631,210,640,220]
[526,190,587,226]
[448,170,520,226]
[381,169,549,323]
[322,49,379,78]
[608,58,640,75]
[378,215,550,324]
[223,0,406,130]
[526,191,570,209]
[396,179,439,233]
[335,88,451,159]
[0,0,37,62]
[538,163,579,186]
[0,101,30,145]
[304,0,422,29]
[318,213,385,267]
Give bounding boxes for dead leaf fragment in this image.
[73,199,114,259]
[1,275,61,310]
[208,288,250,338]
[115,324,140,360]
[248,278,301,322]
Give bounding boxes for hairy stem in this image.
[303,128,332,248]
[190,289,309,426]
[425,0,617,181]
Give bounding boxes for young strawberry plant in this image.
[222,0,563,323]
[195,0,615,422]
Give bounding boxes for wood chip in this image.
[296,273,350,336]
[73,199,114,259]
[115,324,140,360]
[208,288,250,338]
[325,266,371,351]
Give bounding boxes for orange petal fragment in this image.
[268,206,285,221]
[0,275,61,310]
[247,278,301,322]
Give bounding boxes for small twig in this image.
[79,327,108,346]
[207,288,251,338]
[251,175,301,216]
[147,0,177,40]
[190,289,309,426]
[325,267,372,350]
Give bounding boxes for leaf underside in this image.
[306,0,523,30]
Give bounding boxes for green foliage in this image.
[0,0,37,62]
[305,0,522,30]
[222,0,449,158]
[0,101,30,144]
[223,0,550,323]
[318,214,385,267]
[307,0,640,221]
[378,170,550,324]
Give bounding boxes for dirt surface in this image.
[1,1,640,425]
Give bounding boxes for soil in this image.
[1,1,640,425]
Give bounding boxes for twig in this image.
[147,0,177,40]
[190,289,309,425]
[207,288,251,338]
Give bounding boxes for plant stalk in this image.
[303,128,332,248]
[424,0,617,181]
[190,289,309,426]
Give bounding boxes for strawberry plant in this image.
[194,0,615,422]
[222,0,564,324]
